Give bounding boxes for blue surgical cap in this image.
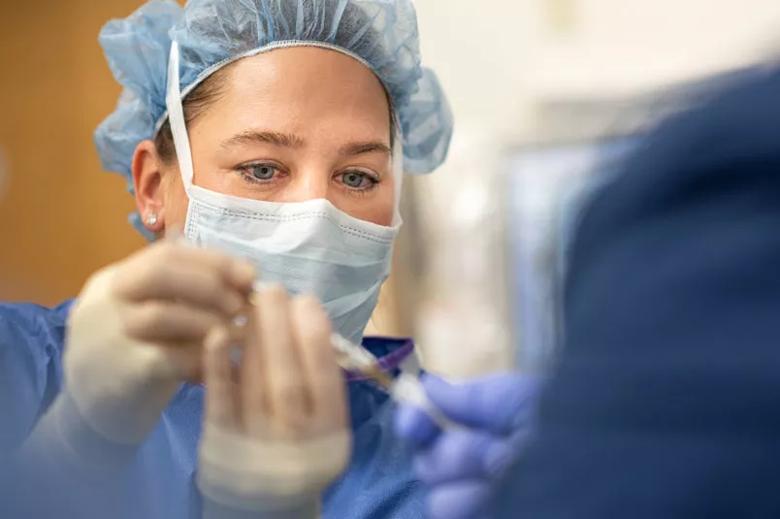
[94,0,453,190]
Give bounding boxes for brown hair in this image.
[154,64,235,164]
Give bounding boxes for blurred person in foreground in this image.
[396,65,780,518]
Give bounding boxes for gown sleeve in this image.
[0,301,71,453]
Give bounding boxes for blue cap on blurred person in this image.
[94,0,453,189]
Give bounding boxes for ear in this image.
[131,140,166,234]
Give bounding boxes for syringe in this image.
[239,284,458,430]
[329,333,459,430]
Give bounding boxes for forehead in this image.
[197,47,392,142]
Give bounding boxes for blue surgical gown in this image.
[0,300,423,518]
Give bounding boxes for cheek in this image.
[373,175,397,226]
[373,190,395,226]
[162,174,190,231]
[192,166,236,194]
[341,183,395,226]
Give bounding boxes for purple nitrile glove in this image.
[394,373,541,519]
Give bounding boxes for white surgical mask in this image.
[165,42,402,343]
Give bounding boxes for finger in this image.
[413,431,502,484]
[115,260,245,317]
[394,404,441,448]
[482,434,524,478]
[240,302,268,431]
[247,285,309,433]
[422,374,541,434]
[157,239,255,294]
[260,286,310,428]
[290,295,346,431]
[116,243,254,312]
[122,301,224,342]
[177,244,256,294]
[155,342,204,380]
[427,481,492,519]
[204,326,240,429]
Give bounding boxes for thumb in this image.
[422,373,541,434]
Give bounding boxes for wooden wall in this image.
[0,2,162,304]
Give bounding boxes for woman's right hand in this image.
[107,240,256,380]
[63,240,255,445]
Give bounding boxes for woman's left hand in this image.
[197,285,351,517]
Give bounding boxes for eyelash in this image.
[237,163,286,185]
[235,163,380,195]
[336,170,380,194]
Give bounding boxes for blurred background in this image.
[1,1,779,377]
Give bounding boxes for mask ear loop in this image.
[165,41,195,194]
[391,124,404,228]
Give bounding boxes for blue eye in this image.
[246,164,278,181]
[340,170,377,190]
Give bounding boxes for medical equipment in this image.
[241,285,458,431]
[330,333,459,431]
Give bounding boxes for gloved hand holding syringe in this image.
[198,279,457,516]
[233,281,459,432]
[329,333,462,432]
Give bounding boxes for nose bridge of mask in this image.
[165,42,404,223]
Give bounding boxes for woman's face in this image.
[137,47,395,233]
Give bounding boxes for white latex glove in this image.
[198,285,351,518]
[62,240,255,446]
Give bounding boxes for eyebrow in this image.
[220,129,391,157]
[220,130,305,150]
[339,141,392,157]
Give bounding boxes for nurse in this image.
[1,0,452,517]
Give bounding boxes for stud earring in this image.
[145,213,159,227]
